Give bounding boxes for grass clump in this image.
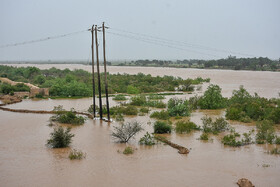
[111,121,143,143]
[222,129,254,147]
[154,121,172,134]
[139,132,156,145]
[123,146,134,155]
[150,110,170,120]
[69,149,86,160]
[199,132,209,140]
[147,94,165,100]
[47,127,74,148]
[175,120,199,133]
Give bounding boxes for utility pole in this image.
[102,22,110,121]
[95,25,103,119]
[91,25,96,118]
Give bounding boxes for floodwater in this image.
[3,64,280,98]
[0,65,280,186]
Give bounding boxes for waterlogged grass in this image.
[123,146,134,155]
[150,110,170,120]
[175,120,199,134]
[69,149,86,160]
[154,121,172,134]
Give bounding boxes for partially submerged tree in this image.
[47,126,74,148]
[111,121,143,143]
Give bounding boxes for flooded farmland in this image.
[0,65,280,187]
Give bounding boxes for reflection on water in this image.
[0,98,280,187]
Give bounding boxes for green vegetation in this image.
[123,146,134,155]
[154,121,172,134]
[167,98,190,117]
[113,56,280,71]
[130,95,166,108]
[139,107,149,113]
[226,86,280,124]
[111,121,143,143]
[255,120,276,144]
[0,82,30,95]
[109,105,138,116]
[269,148,280,155]
[47,126,74,148]
[175,120,199,133]
[50,106,85,125]
[222,129,254,147]
[150,110,170,120]
[0,65,209,97]
[198,84,226,109]
[139,132,156,145]
[69,149,86,160]
[113,94,127,101]
[147,94,165,100]
[201,116,229,134]
[199,132,209,141]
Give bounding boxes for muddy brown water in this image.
[0,65,280,186]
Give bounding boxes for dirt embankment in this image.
[154,135,190,154]
[0,77,39,89]
[0,95,93,119]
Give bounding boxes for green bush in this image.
[47,127,74,148]
[69,149,86,160]
[123,146,134,154]
[150,110,170,120]
[127,85,140,94]
[148,94,165,100]
[154,121,172,134]
[198,84,226,109]
[167,98,190,117]
[139,132,156,145]
[175,120,199,133]
[130,95,146,106]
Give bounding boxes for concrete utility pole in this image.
[102,22,110,121]
[95,25,103,119]
[91,25,96,118]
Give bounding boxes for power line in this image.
[107,31,223,58]
[110,27,255,57]
[0,29,88,48]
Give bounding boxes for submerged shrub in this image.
[256,120,276,144]
[198,84,226,109]
[199,132,209,140]
[130,95,146,106]
[123,146,134,155]
[222,133,242,147]
[47,127,74,148]
[201,116,229,134]
[270,148,280,155]
[150,110,170,120]
[167,98,190,117]
[111,121,143,143]
[154,121,172,134]
[51,106,86,125]
[148,94,165,100]
[139,132,156,145]
[140,107,149,113]
[175,120,199,133]
[69,149,86,160]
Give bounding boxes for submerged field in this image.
[0,65,280,186]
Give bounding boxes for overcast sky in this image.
[0,0,279,61]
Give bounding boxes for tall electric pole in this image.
[102,22,110,121]
[91,25,96,118]
[95,25,103,119]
